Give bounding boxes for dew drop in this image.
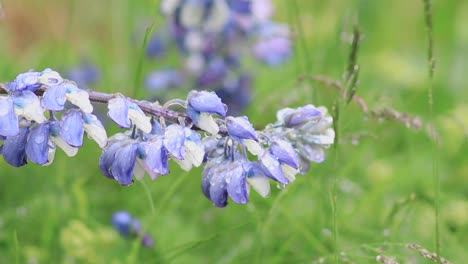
[34,135,45,144]
[276,183,286,189]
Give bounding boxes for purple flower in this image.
[107,96,151,133]
[254,36,291,66]
[112,211,133,236]
[227,0,251,14]
[5,71,41,92]
[146,35,166,58]
[66,62,100,88]
[187,90,226,117]
[141,233,155,248]
[41,81,93,113]
[270,139,300,169]
[259,151,289,184]
[277,105,322,128]
[138,137,169,178]
[145,69,184,91]
[196,58,227,87]
[215,74,252,115]
[226,116,257,141]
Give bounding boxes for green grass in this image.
[1,0,468,263]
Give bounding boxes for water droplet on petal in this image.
[276,183,286,189]
[34,135,45,144]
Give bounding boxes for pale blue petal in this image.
[260,152,289,184]
[143,137,169,175]
[209,168,228,207]
[26,123,50,165]
[41,84,67,111]
[99,142,123,179]
[0,98,19,137]
[163,124,186,160]
[111,143,138,186]
[187,90,227,117]
[270,139,300,169]
[226,161,248,204]
[108,97,131,128]
[284,105,322,127]
[61,110,84,147]
[2,128,29,167]
[226,116,257,141]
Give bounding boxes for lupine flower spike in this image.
[0,69,334,208]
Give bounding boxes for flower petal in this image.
[163,124,186,160]
[187,90,227,117]
[99,142,123,179]
[195,112,219,135]
[108,97,131,128]
[284,105,322,127]
[0,97,19,137]
[226,161,248,204]
[12,90,46,123]
[49,121,78,157]
[65,84,93,113]
[8,71,41,92]
[128,102,151,133]
[26,123,51,165]
[142,137,169,176]
[41,84,67,111]
[111,143,138,186]
[61,110,84,147]
[226,116,257,141]
[260,151,289,184]
[246,162,270,198]
[209,168,228,207]
[270,139,300,169]
[82,113,108,148]
[39,69,63,86]
[2,128,29,167]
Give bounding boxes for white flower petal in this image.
[13,92,46,123]
[66,89,93,113]
[196,112,219,135]
[244,139,262,156]
[134,159,146,180]
[50,135,79,157]
[174,157,193,172]
[83,114,108,148]
[281,164,298,182]
[128,108,152,134]
[43,146,56,166]
[185,140,205,167]
[247,176,270,198]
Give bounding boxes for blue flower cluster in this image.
[1,70,334,208]
[144,0,292,114]
[0,69,106,167]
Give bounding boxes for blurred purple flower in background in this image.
[66,62,100,89]
[112,211,154,248]
[141,0,292,115]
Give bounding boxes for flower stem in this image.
[0,83,187,124]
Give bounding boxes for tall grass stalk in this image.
[422,0,440,263]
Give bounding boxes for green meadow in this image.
[0,0,467,263]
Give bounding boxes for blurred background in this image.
[0,0,467,263]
